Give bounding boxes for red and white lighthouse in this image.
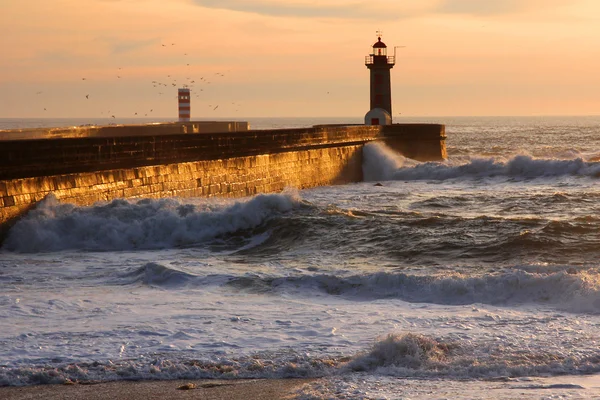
[178,88,191,121]
[365,32,395,125]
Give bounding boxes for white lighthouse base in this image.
[365,108,392,126]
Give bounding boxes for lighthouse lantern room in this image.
[365,32,395,125]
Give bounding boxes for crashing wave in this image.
[2,191,301,253]
[363,142,600,181]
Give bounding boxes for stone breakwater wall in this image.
[0,121,250,141]
[0,123,445,240]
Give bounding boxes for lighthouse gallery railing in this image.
[365,55,395,65]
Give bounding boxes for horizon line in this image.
[1,114,600,119]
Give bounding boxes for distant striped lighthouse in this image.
[178,88,191,121]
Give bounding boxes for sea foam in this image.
[347,333,450,372]
[120,262,199,288]
[3,330,599,386]
[268,269,600,314]
[362,142,600,181]
[2,191,301,253]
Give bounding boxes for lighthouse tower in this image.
[178,88,191,121]
[365,32,395,125]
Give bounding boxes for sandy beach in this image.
[0,378,316,400]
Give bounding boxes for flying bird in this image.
[213,105,219,110]
[85,94,89,99]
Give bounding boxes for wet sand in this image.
[0,378,316,400]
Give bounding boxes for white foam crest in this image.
[362,143,600,181]
[362,142,412,181]
[2,191,301,253]
[120,262,197,288]
[280,269,600,314]
[340,332,600,379]
[347,333,450,372]
[3,330,599,386]
[0,352,337,386]
[505,155,593,178]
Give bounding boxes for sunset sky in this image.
[1,0,599,118]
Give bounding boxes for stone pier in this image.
[0,122,446,241]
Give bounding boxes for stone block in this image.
[74,174,97,188]
[123,186,150,198]
[105,189,125,200]
[0,205,21,223]
[33,192,50,202]
[53,189,73,199]
[208,184,220,195]
[12,193,32,205]
[40,177,57,192]
[149,183,164,194]
[1,196,14,207]
[4,181,21,196]
[123,170,136,181]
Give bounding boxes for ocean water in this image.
[2,116,600,398]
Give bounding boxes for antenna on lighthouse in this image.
[393,45,406,59]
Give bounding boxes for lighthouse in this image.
[365,32,395,125]
[178,88,191,121]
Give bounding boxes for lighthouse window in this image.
[373,47,387,56]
